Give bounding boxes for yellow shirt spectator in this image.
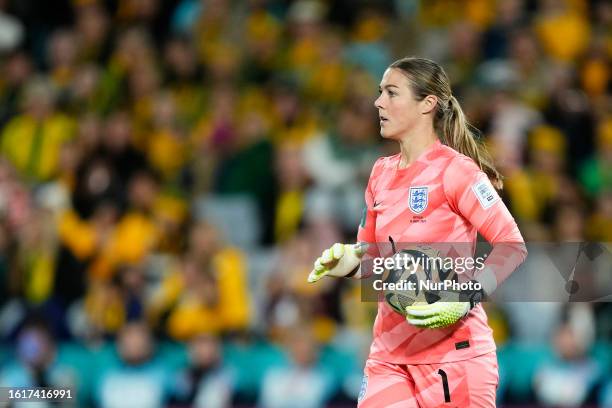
[59,209,160,281]
[1,113,75,181]
[536,8,590,62]
[147,129,189,180]
[89,211,160,280]
[150,248,250,340]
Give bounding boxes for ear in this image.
[420,95,438,115]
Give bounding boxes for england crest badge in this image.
[409,186,428,214]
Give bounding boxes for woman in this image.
[308,57,527,407]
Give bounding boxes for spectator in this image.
[1,77,75,182]
[74,1,112,64]
[172,334,234,408]
[148,222,250,340]
[259,327,334,408]
[96,322,169,408]
[534,0,591,64]
[0,319,77,390]
[46,29,79,95]
[302,100,379,231]
[533,305,601,407]
[0,51,32,126]
[273,140,310,243]
[580,117,612,198]
[586,192,612,241]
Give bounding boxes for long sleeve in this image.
[443,155,528,293]
[357,174,377,244]
[358,158,384,244]
[354,158,385,279]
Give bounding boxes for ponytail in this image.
[442,96,503,189]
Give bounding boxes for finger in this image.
[308,269,325,283]
[309,262,329,282]
[404,304,435,318]
[406,315,438,327]
[321,248,333,264]
[331,243,344,260]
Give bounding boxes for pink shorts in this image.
[357,352,499,408]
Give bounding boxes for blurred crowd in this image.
[0,0,610,406]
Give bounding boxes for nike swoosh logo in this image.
[373,201,380,207]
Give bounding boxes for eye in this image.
[388,90,396,97]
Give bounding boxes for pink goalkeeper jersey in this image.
[357,139,526,364]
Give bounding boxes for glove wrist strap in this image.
[460,280,485,309]
[345,265,360,278]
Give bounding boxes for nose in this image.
[374,94,384,110]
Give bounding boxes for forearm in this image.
[473,241,528,295]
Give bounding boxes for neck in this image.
[397,125,439,168]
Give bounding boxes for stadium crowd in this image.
[0,0,610,406]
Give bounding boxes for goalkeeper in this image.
[308,57,527,408]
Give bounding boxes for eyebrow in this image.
[378,84,400,91]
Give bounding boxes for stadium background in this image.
[0,0,610,406]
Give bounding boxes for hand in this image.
[307,242,368,283]
[404,302,470,329]
[404,281,483,329]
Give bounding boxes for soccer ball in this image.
[383,246,457,316]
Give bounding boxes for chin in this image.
[379,128,398,140]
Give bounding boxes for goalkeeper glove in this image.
[307,243,368,283]
[404,283,483,329]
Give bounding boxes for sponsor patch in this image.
[471,180,499,209]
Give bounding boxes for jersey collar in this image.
[395,138,442,171]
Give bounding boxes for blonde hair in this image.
[389,57,503,189]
